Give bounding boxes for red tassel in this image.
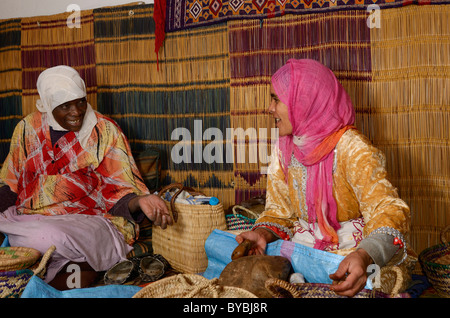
[153,0,166,71]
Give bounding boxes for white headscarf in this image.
[36,65,97,148]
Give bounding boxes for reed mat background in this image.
[369,5,449,253]
[0,2,448,254]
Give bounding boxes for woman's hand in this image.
[128,194,173,229]
[235,227,277,256]
[329,248,374,297]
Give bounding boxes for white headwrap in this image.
[36,65,97,148]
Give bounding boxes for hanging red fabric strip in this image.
[153,0,166,71]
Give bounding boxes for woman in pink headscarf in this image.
[236,59,415,297]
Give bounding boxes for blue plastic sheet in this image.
[21,275,141,298]
[203,229,373,289]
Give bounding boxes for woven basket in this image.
[0,246,41,271]
[0,245,55,298]
[133,274,257,298]
[419,226,450,298]
[264,278,404,298]
[152,183,227,273]
[225,205,258,231]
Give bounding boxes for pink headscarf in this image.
[272,59,355,249]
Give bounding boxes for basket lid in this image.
[0,246,41,271]
[133,274,257,298]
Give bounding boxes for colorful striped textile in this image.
[165,0,449,32]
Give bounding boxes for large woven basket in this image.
[0,245,55,298]
[152,184,227,274]
[419,226,450,298]
[0,246,41,271]
[133,274,257,298]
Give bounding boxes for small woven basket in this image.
[0,246,41,271]
[133,274,257,298]
[152,183,227,274]
[0,245,55,298]
[419,226,450,298]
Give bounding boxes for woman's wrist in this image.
[254,227,277,244]
[127,195,141,214]
[355,248,374,267]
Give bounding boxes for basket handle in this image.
[33,245,56,279]
[441,225,450,244]
[265,277,302,298]
[231,239,253,260]
[158,183,205,222]
[232,205,259,220]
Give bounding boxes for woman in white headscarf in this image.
[0,66,172,289]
